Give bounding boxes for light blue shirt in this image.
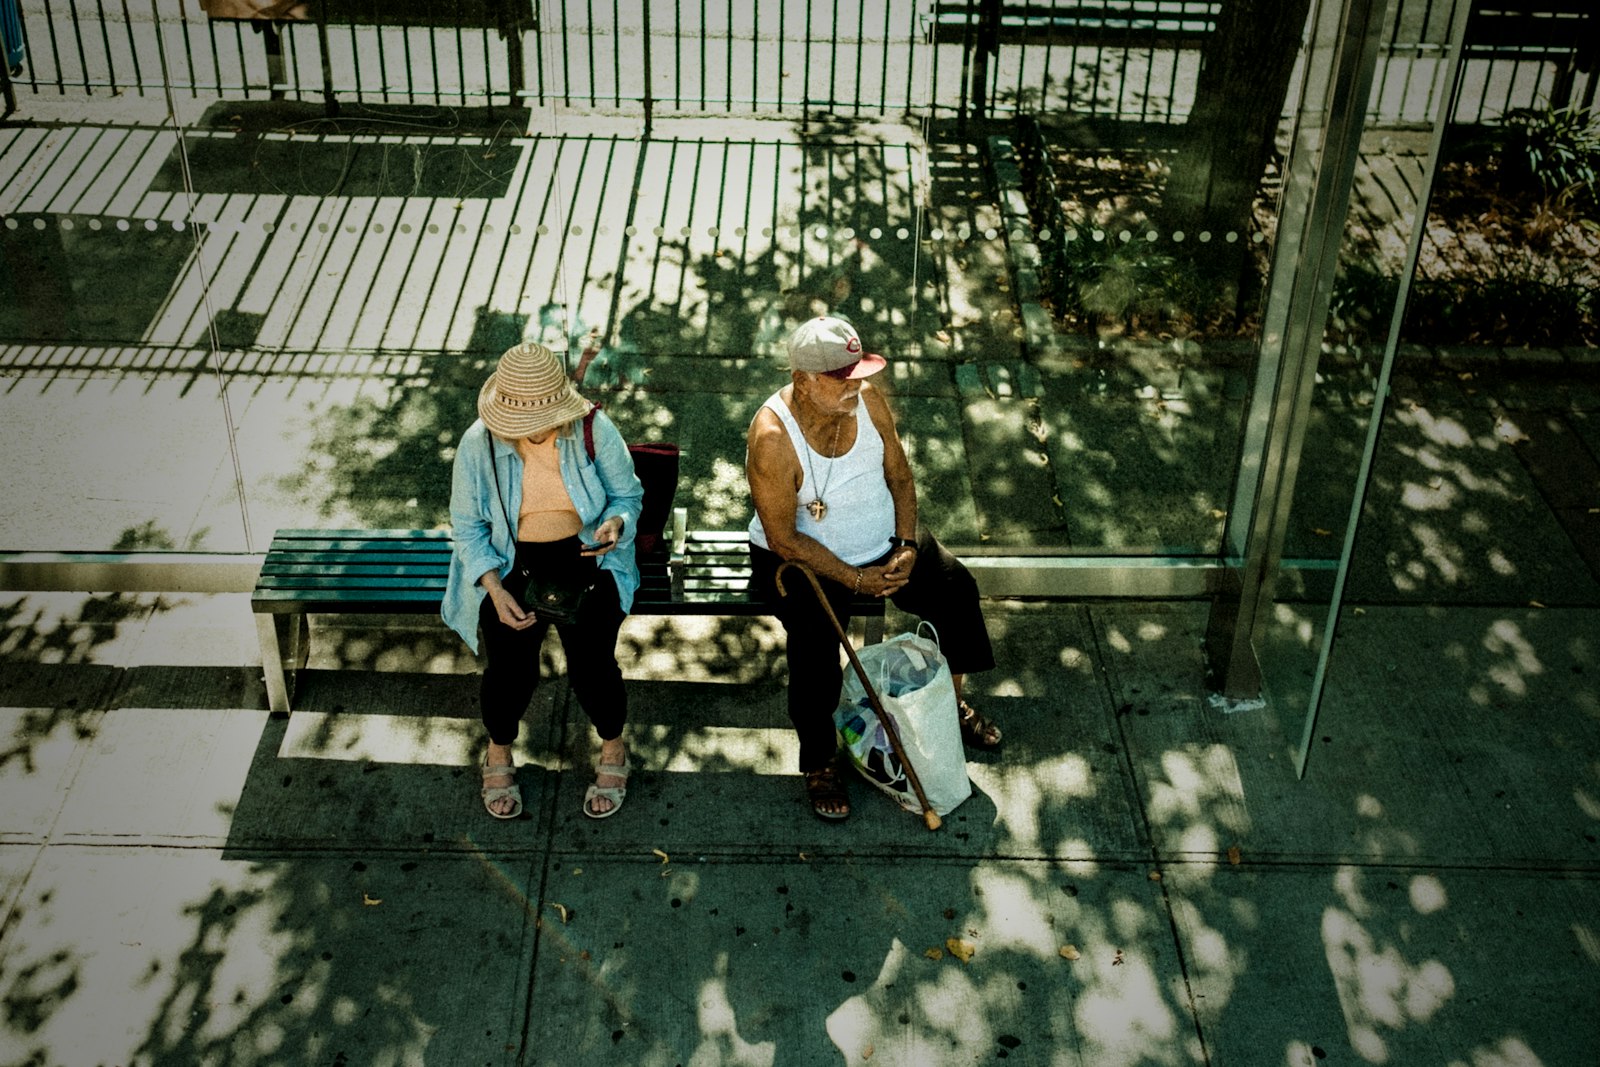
[442,414,644,652]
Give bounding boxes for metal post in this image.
[315,4,338,116]
[642,0,652,136]
[1203,0,1392,698]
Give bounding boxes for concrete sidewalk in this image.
[1,589,1596,1066]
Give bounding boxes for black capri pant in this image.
[749,526,994,773]
[478,537,628,746]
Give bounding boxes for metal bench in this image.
[250,527,886,714]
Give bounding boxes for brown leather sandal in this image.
[958,701,1002,748]
[804,765,851,821]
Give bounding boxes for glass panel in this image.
[920,2,1319,558]
[1255,0,1477,773]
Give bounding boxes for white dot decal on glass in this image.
[4,218,17,230]
[708,226,719,237]
[1146,231,1158,242]
[1173,230,1185,242]
[344,224,356,233]
[839,227,854,241]
[484,224,495,234]
[734,226,746,237]
[653,226,665,237]
[400,224,411,234]
[60,218,74,230]
[373,223,385,234]
[538,224,550,235]
[317,223,328,233]
[896,227,909,239]
[571,225,583,235]
[172,219,184,231]
[1252,231,1266,243]
[89,218,102,230]
[1118,230,1131,243]
[869,227,882,239]
[1064,229,1077,242]
[931,228,945,241]
[427,224,439,234]
[984,228,997,240]
[456,224,467,234]
[1225,231,1239,243]
[1038,228,1051,241]
[1092,230,1105,242]
[263,223,274,233]
[814,226,828,239]
[1198,231,1212,242]
[680,226,692,237]
[145,219,158,231]
[623,225,634,236]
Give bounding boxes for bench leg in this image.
[859,613,885,646]
[256,612,309,716]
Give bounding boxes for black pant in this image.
[479,538,627,746]
[749,527,994,772]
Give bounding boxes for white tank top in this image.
[749,391,896,566]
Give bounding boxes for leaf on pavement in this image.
[1227,845,1242,866]
[1059,945,1081,961]
[361,893,382,906]
[924,947,944,961]
[946,938,976,963]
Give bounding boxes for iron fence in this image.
[0,1,1592,124]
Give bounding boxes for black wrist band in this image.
[888,536,916,549]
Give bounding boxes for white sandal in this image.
[583,755,631,819]
[480,754,523,820]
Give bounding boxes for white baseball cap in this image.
[786,316,886,379]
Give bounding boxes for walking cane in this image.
[776,560,942,831]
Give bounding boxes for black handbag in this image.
[521,570,590,625]
[490,440,594,624]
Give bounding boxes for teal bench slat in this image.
[251,527,885,713]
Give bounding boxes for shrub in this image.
[1501,104,1600,207]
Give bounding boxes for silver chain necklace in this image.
[804,412,845,521]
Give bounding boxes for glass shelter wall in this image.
[3,0,1576,717]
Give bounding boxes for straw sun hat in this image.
[476,342,591,439]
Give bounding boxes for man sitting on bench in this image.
[745,316,1003,822]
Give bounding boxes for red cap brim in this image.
[844,353,886,378]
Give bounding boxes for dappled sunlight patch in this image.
[637,724,797,775]
[1444,1035,1546,1067]
[1168,897,1241,1009]
[1074,950,1180,1065]
[1574,924,1600,965]
[692,952,776,1067]
[278,710,511,767]
[1322,869,1461,1064]
[1477,619,1544,701]
[968,869,1057,954]
[967,751,1095,850]
[1574,780,1600,820]
[1407,875,1448,916]
[1148,745,1248,836]
[827,938,1001,1066]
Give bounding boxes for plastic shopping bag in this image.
[833,625,971,817]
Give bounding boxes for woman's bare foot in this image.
[482,740,519,817]
[586,736,629,817]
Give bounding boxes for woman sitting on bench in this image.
[442,342,644,820]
